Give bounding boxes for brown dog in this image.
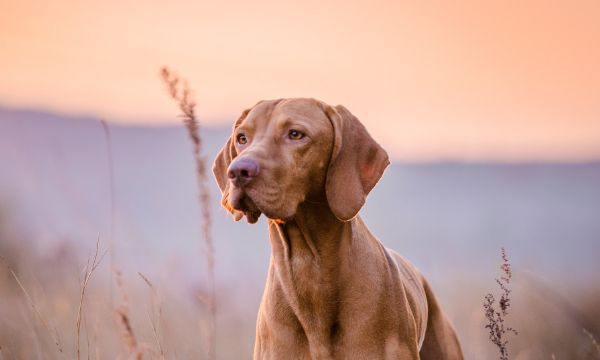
[213,98,464,360]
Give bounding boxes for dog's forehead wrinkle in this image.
[236,117,256,136]
[242,102,283,135]
[238,120,279,147]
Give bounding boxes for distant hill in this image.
[1,107,599,288]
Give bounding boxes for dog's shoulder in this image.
[386,248,429,349]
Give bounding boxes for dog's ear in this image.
[324,104,390,221]
[212,108,251,221]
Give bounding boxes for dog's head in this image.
[212,98,389,224]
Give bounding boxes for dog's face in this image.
[213,98,390,224]
[225,98,334,223]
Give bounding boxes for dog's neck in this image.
[265,200,362,356]
[268,200,351,265]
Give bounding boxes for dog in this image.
[213,98,464,360]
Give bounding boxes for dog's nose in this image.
[228,157,260,187]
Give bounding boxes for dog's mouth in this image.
[229,186,262,224]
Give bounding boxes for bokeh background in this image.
[1,1,599,359]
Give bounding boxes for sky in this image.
[1,0,599,162]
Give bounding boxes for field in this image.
[1,109,599,359]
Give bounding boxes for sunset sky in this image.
[1,0,599,161]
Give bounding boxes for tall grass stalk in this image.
[34,276,63,354]
[101,119,117,308]
[0,254,65,358]
[484,247,518,360]
[160,66,216,360]
[114,267,143,360]
[139,272,165,360]
[77,237,108,360]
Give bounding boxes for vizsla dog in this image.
[213,98,464,360]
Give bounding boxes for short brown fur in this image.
[213,98,464,360]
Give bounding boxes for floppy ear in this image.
[212,108,250,221]
[324,104,390,221]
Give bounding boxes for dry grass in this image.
[114,267,144,360]
[0,68,221,359]
[139,272,165,360]
[0,254,65,357]
[161,66,216,360]
[101,119,118,310]
[483,247,518,360]
[76,238,108,360]
[1,232,600,359]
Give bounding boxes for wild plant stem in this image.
[101,119,117,309]
[484,247,517,360]
[77,238,108,360]
[0,255,65,357]
[160,66,216,360]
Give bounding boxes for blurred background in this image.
[1,1,599,359]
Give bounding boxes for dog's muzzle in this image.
[228,157,260,188]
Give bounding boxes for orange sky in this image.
[1,0,599,161]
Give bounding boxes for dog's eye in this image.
[288,130,304,140]
[237,134,248,145]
